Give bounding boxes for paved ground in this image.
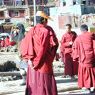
[0,76,95,95]
[0,53,95,95]
[0,77,78,95]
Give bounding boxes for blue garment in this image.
[15,60,28,69]
[19,60,28,69]
[16,23,25,42]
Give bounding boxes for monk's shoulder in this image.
[71,31,77,35]
[39,27,49,37]
[27,27,34,35]
[75,35,81,41]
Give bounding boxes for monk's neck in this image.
[67,31,72,34]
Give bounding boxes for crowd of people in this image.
[1,10,95,95]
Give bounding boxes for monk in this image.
[20,11,58,95]
[60,24,78,78]
[72,24,95,93]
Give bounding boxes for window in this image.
[5,18,10,22]
[4,0,13,6]
[14,11,19,16]
[0,0,3,5]
[60,0,66,6]
[63,2,66,6]
[13,11,19,17]
[0,12,4,17]
[73,0,76,5]
[82,0,86,5]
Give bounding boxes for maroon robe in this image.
[72,32,95,88]
[4,37,10,47]
[4,37,16,47]
[60,31,78,76]
[20,23,58,95]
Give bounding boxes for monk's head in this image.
[36,16,48,26]
[80,24,88,33]
[36,11,52,26]
[65,24,72,33]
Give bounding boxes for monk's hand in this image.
[32,66,36,69]
[28,60,33,68]
[69,41,73,45]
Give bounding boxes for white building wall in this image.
[65,0,73,6]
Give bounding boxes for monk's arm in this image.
[72,39,79,61]
[33,31,49,69]
[61,36,72,49]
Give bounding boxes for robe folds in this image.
[72,32,95,88]
[60,31,78,76]
[20,23,58,95]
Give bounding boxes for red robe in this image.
[20,23,58,95]
[0,40,4,47]
[72,32,95,88]
[4,37,16,47]
[20,24,58,73]
[60,31,78,76]
[4,37,10,47]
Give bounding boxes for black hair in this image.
[66,24,72,28]
[16,23,25,32]
[36,16,47,24]
[16,23,25,42]
[80,24,88,31]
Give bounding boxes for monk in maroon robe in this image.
[20,11,58,95]
[72,24,95,93]
[60,24,78,78]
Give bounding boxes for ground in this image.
[0,52,95,95]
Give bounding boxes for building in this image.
[0,0,55,25]
[58,0,95,6]
[48,0,95,39]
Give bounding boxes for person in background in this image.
[60,24,78,79]
[25,17,33,35]
[13,23,27,85]
[72,24,95,93]
[0,25,4,33]
[16,23,25,43]
[20,11,59,95]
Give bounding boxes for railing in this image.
[0,0,26,7]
